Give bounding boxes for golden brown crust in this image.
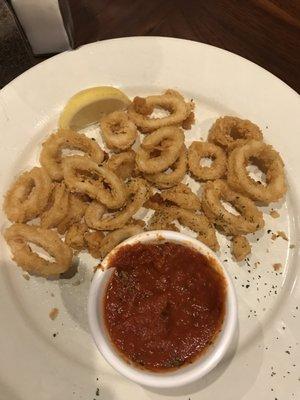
[231,236,251,261]
[128,90,194,133]
[65,222,89,251]
[227,140,286,204]
[208,116,263,152]
[3,167,52,223]
[40,129,105,181]
[84,230,105,258]
[4,224,73,276]
[202,179,264,235]
[188,141,227,181]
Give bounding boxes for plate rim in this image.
[1,36,299,99]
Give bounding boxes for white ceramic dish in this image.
[0,37,299,399]
[88,230,237,388]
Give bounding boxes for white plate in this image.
[0,37,299,400]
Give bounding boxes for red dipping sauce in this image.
[104,242,226,371]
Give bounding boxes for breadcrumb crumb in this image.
[271,231,288,241]
[49,308,59,320]
[270,210,280,219]
[231,236,251,261]
[273,263,282,271]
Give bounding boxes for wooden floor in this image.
[59,0,300,92]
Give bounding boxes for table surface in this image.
[1,0,300,92]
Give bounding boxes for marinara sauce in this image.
[104,242,226,371]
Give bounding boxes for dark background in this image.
[1,0,299,91]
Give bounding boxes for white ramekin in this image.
[88,230,237,388]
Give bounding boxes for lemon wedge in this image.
[59,86,131,130]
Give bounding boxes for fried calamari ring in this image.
[3,167,52,223]
[202,180,264,235]
[188,141,227,181]
[128,89,194,133]
[4,224,72,276]
[84,230,105,258]
[145,145,187,188]
[40,129,105,181]
[84,201,106,227]
[136,126,184,174]
[65,222,88,251]
[85,178,151,230]
[99,225,143,259]
[208,116,263,152]
[227,140,286,204]
[231,236,251,261]
[40,183,69,228]
[100,111,138,150]
[57,194,88,234]
[174,208,219,252]
[148,210,179,232]
[105,150,136,180]
[145,195,219,251]
[65,224,105,257]
[161,183,201,211]
[63,155,127,209]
